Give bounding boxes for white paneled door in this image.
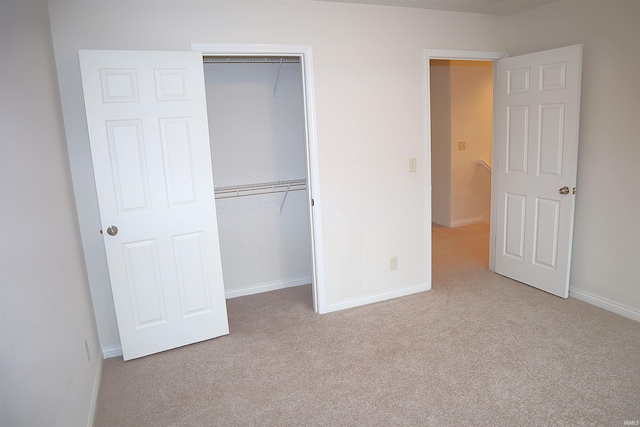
[79,50,229,360]
[495,45,583,298]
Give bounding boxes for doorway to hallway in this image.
[429,59,493,276]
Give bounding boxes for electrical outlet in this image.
[458,140,466,150]
[84,340,91,362]
[409,157,417,173]
[390,256,398,271]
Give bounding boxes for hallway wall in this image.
[430,60,492,228]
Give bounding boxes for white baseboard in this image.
[87,356,103,427]
[431,219,450,227]
[433,216,488,228]
[324,283,429,313]
[225,276,312,299]
[569,288,640,323]
[450,216,488,228]
[102,345,123,359]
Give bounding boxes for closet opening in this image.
[202,54,316,310]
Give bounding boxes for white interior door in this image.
[495,44,582,298]
[79,50,229,360]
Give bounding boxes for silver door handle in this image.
[106,225,118,236]
[559,186,570,195]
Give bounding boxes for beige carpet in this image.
[95,223,640,426]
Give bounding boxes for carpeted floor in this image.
[95,223,640,426]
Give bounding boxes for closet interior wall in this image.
[203,59,312,298]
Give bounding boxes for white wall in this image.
[204,62,311,296]
[0,1,102,425]
[46,0,509,351]
[430,60,492,228]
[509,0,640,315]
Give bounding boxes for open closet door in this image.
[494,45,582,298]
[79,50,228,360]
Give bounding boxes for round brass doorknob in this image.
[106,225,118,236]
[559,186,570,195]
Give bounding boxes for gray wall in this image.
[0,1,102,425]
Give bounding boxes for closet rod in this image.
[203,56,300,64]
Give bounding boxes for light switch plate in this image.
[409,157,417,173]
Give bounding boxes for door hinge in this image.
[311,198,315,206]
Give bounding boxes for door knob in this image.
[559,186,570,195]
[106,225,119,236]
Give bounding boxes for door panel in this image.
[495,45,582,298]
[79,50,229,360]
[507,105,529,172]
[504,193,526,260]
[160,118,198,205]
[106,120,150,213]
[533,197,560,269]
[123,239,166,327]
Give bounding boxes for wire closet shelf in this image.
[214,179,307,213]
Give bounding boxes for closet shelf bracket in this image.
[273,58,283,97]
[279,184,292,214]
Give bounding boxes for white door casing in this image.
[79,50,229,360]
[495,45,583,297]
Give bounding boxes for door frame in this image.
[191,43,326,314]
[423,49,507,286]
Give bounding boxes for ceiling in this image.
[311,0,559,16]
